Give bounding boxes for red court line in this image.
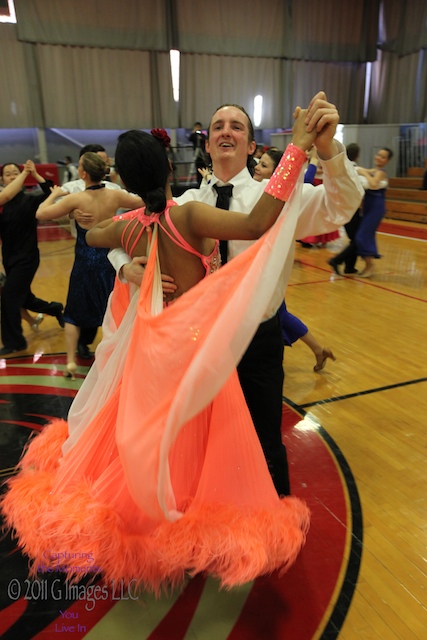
[0,366,67,377]
[290,279,333,287]
[0,384,76,397]
[378,221,427,240]
[333,276,427,303]
[292,260,427,303]
[37,224,73,242]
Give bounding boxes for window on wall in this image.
[0,0,16,23]
[334,123,344,145]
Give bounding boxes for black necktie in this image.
[213,184,233,265]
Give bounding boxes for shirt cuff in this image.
[108,248,131,283]
[320,142,349,178]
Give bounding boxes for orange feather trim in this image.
[3,468,309,595]
[2,419,309,595]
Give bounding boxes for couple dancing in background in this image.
[2,92,363,592]
[328,145,393,278]
[0,160,65,356]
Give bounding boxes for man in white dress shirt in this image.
[108,92,364,495]
[61,156,79,184]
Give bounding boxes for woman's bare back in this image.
[75,189,131,229]
[120,204,217,303]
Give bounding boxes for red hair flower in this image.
[151,128,171,149]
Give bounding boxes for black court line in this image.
[284,376,427,411]
[317,425,364,640]
[281,375,427,636]
[282,402,364,639]
[283,377,427,633]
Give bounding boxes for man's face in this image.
[206,106,256,172]
[97,151,111,175]
[97,151,109,164]
[77,157,85,178]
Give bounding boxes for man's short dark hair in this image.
[79,144,106,158]
[207,104,255,144]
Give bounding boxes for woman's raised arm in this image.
[36,187,74,220]
[0,164,30,206]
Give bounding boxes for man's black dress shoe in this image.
[0,346,24,356]
[50,302,65,328]
[77,343,94,360]
[328,258,341,276]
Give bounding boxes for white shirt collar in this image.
[210,166,253,189]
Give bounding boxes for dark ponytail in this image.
[145,187,166,214]
[115,130,170,213]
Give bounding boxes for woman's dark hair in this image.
[1,163,21,177]
[115,130,170,213]
[80,152,108,182]
[264,149,283,173]
[383,147,394,160]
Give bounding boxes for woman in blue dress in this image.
[36,153,142,378]
[355,147,393,278]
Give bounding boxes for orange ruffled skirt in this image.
[2,189,310,594]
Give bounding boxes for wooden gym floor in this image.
[0,219,426,639]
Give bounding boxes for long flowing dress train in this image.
[2,181,310,594]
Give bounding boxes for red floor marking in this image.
[0,599,28,636]
[379,221,427,240]
[227,406,350,639]
[0,384,77,397]
[37,225,73,242]
[293,260,427,303]
[336,277,427,302]
[0,366,67,377]
[147,574,207,640]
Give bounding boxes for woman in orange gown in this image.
[2,116,315,594]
